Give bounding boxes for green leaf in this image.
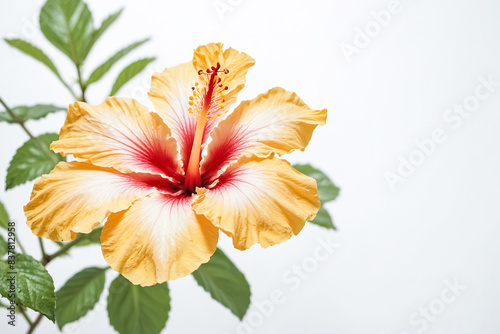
[192,248,250,320]
[310,207,336,230]
[0,202,8,230]
[75,227,102,247]
[39,0,94,65]
[84,9,123,60]
[55,267,107,329]
[4,39,63,80]
[293,164,339,203]
[6,133,64,190]
[86,39,150,85]
[110,57,155,96]
[108,275,170,334]
[0,235,8,257]
[0,254,56,321]
[0,105,65,124]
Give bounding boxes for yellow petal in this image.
[101,193,218,286]
[149,61,200,169]
[194,155,320,250]
[51,97,181,180]
[193,42,255,113]
[24,162,157,241]
[201,87,327,184]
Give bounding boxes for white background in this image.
[1,0,500,333]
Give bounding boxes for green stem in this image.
[76,65,87,102]
[38,237,48,265]
[18,305,33,327]
[26,313,43,334]
[59,77,79,101]
[38,237,46,256]
[16,235,27,254]
[45,235,86,264]
[0,97,59,165]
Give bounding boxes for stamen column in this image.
[184,63,222,193]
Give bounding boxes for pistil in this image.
[184,63,226,193]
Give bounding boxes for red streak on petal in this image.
[201,130,246,186]
[125,173,182,195]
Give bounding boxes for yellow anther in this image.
[216,113,221,116]
[189,101,194,106]
[219,105,224,109]
[189,96,193,100]
[195,82,199,86]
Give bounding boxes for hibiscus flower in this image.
[24,43,327,286]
